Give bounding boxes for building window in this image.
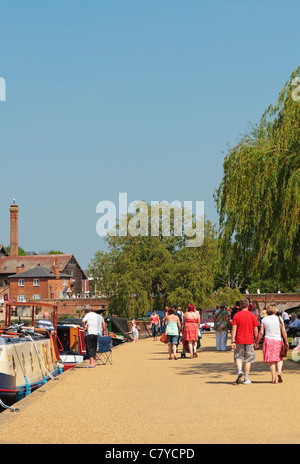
[62,278,66,286]
[18,279,25,287]
[33,294,41,300]
[17,295,26,302]
[33,279,40,287]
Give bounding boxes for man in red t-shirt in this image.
[231,298,258,384]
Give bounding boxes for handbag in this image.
[278,317,288,357]
[160,331,167,344]
[280,344,288,358]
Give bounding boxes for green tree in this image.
[89,206,218,317]
[6,245,27,256]
[215,66,300,287]
[207,287,241,309]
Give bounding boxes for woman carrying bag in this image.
[255,304,289,383]
[163,308,181,360]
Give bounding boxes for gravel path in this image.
[0,333,299,444]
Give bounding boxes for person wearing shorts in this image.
[163,308,181,360]
[231,298,258,384]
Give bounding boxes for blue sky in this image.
[0,0,299,269]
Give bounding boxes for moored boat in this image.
[0,302,62,407]
[109,333,126,346]
[56,318,87,370]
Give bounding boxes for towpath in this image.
[0,333,299,444]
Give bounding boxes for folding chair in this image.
[96,336,113,365]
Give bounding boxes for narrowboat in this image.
[0,302,62,407]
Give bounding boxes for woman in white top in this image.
[255,305,289,383]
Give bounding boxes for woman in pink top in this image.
[149,309,160,340]
[183,304,200,359]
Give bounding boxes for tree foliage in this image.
[6,245,27,256]
[215,66,300,287]
[89,208,218,318]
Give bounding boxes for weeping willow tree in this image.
[89,204,218,318]
[215,66,300,287]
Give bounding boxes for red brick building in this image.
[0,202,89,302]
[8,264,72,302]
[0,253,88,298]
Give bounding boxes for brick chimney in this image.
[51,259,60,279]
[9,201,19,257]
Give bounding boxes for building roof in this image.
[0,254,87,278]
[0,245,9,257]
[8,265,71,279]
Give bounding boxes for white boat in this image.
[59,354,85,369]
[56,318,87,370]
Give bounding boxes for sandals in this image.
[278,373,283,383]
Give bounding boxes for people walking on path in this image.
[149,309,160,341]
[163,307,181,360]
[213,304,230,351]
[175,305,183,323]
[173,305,183,354]
[251,300,261,328]
[230,301,241,321]
[254,305,289,383]
[183,304,200,359]
[231,298,259,384]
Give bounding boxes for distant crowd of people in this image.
[37,298,300,383]
[150,305,201,360]
[149,298,300,384]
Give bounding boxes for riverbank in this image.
[0,333,299,444]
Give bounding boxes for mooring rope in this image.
[25,334,56,381]
[0,399,19,412]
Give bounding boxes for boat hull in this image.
[56,322,87,370]
[59,354,84,371]
[0,335,61,406]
